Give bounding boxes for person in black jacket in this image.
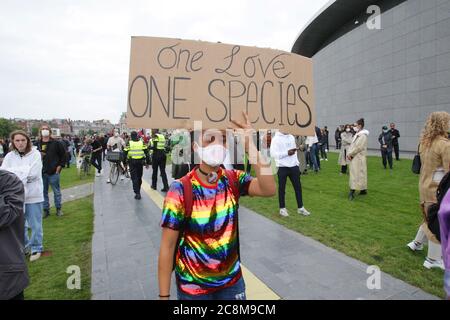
[390,123,401,161]
[378,126,393,169]
[315,126,322,169]
[0,169,29,300]
[36,125,66,218]
[335,127,342,150]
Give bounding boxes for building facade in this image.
[292,0,450,151]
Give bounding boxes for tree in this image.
[31,127,40,137]
[0,118,20,139]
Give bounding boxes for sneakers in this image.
[120,176,125,181]
[106,179,111,183]
[423,258,444,270]
[279,208,289,217]
[325,159,328,161]
[161,188,169,192]
[298,207,311,216]
[151,186,157,190]
[56,209,63,217]
[30,252,41,262]
[407,241,424,251]
[134,193,141,200]
[43,209,50,219]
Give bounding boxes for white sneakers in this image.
[407,241,424,251]
[423,258,444,270]
[279,207,311,217]
[298,207,311,216]
[30,252,41,262]
[120,176,125,181]
[407,241,444,270]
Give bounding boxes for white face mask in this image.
[41,129,50,137]
[346,128,351,132]
[195,143,227,167]
[353,126,360,133]
[114,132,119,137]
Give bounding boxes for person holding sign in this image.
[158,112,276,300]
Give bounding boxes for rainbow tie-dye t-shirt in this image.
[160,168,253,295]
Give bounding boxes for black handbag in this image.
[412,144,421,174]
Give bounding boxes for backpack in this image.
[172,168,241,270]
[427,171,450,242]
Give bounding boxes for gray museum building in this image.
[292,0,450,152]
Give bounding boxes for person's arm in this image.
[56,141,66,173]
[158,181,185,299]
[0,172,25,230]
[348,134,367,159]
[396,130,400,138]
[441,140,450,171]
[158,228,179,299]
[231,112,276,197]
[378,134,383,146]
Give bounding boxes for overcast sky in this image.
[0,0,329,124]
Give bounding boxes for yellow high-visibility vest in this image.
[127,140,145,159]
[155,134,166,150]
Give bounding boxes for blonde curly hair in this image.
[420,111,450,149]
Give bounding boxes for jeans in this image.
[43,173,62,210]
[277,166,304,209]
[91,152,102,173]
[445,270,450,299]
[24,202,44,254]
[320,144,327,159]
[177,276,246,300]
[309,144,319,171]
[381,148,393,169]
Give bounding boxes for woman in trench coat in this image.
[347,118,369,200]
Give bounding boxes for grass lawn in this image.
[24,196,94,300]
[240,152,446,298]
[60,162,95,189]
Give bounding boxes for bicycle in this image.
[79,154,92,178]
[106,151,129,185]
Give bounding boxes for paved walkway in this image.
[48,182,94,207]
[91,162,438,300]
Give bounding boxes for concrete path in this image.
[48,182,94,207]
[90,162,438,300]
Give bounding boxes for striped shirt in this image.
[160,168,253,295]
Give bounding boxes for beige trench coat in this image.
[338,132,353,166]
[418,136,450,243]
[295,136,307,172]
[347,132,368,190]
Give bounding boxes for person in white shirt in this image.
[1,130,44,262]
[270,131,311,217]
[305,133,319,172]
[106,129,126,183]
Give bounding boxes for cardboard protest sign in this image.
[127,36,315,135]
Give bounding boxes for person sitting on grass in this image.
[158,112,276,301]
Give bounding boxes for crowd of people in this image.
[1,111,449,301]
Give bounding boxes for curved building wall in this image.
[306,0,450,152]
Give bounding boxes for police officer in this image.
[123,131,150,200]
[150,129,169,192]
